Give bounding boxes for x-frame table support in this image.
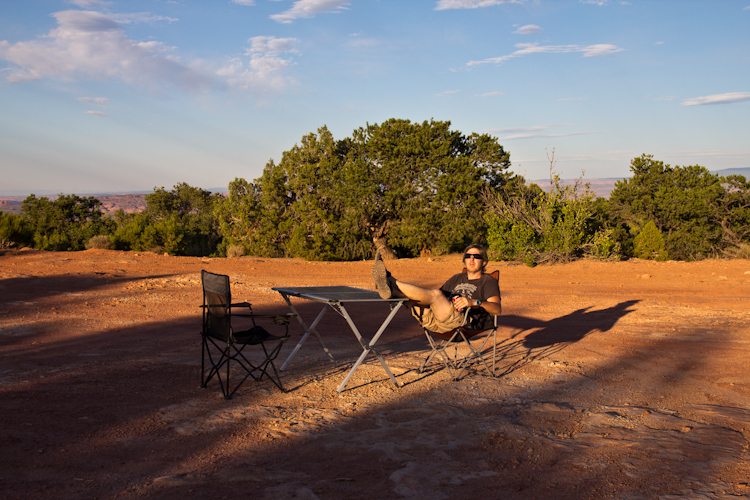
[274,287,406,392]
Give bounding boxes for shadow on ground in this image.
[2,296,749,499]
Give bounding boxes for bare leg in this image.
[390,278,455,323]
[372,252,454,322]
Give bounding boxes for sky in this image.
[1,0,749,196]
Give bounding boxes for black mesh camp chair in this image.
[200,270,292,399]
[415,270,501,381]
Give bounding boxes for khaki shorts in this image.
[411,306,465,334]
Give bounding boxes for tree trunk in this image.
[373,236,396,260]
[369,220,396,260]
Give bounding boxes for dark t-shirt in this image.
[440,273,500,301]
[440,273,501,330]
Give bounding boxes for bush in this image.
[633,221,668,261]
[608,155,729,260]
[723,243,750,260]
[484,158,619,266]
[226,243,245,258]
[21,194,111,251]
[0,211,31,249]
[85,235,114,250]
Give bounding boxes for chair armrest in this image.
[228,312,296,325]
[468,305,500,315]
[199,301,253,309]
[468,304,501,316]
[229,301,252,308]
[464,306,500,327]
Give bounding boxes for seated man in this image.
[372,244,502,333]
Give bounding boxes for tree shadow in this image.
[0,273,176,303]
[4,287,747,500]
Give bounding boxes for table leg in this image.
[335,301,404,392]
[279,297,336,371]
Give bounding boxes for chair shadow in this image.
[491,300,641,377]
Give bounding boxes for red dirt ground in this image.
[1,249,749,499]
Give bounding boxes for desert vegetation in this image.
[2,119,749,264]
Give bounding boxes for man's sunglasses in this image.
[464,253,483,260]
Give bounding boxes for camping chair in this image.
[200,270,292,399]
[416,270,500,381]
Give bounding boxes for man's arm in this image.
[477,295,502,316]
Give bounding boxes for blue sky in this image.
[1,0,749,196]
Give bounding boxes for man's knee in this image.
[427,288,448,305]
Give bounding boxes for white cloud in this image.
[218,36,300,91]
[467,42,624,66]
[654,41,664,45]
[0,10,213,92]
[218,57,296,92]
[514,24,541,35]
[580,1,631,6]
[68,0,111,7]
[681,92,750,106]
[107,13,179,24]
[498,130,599,140]
[76,96,110,105]
[435,0,522,10]
[485,123,602,140]
[476,91,505,97]
[489,124,570,134]
[85,110,108,116]
[270,0,351,23]
[345,37,381,49]
[436,89,460,96]
[232,0,255,5]
[247,36,299,55]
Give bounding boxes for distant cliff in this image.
[529,178,621,198]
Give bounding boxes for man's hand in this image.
[452,296,472,311]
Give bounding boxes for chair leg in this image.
[200,333,207,388]
[200,336,245,399]
[201,335,227,391]
[453,330,497,380]
[225,344,254,399]
[254,338,289,391]
[225,343,231,399]
[421,330,464,380]
[421,328,499,382]
[201,334,289,398]
[418,332,440,373]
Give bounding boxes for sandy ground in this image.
[1,249,749,500]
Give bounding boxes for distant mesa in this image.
[98,194,147,214]
[1,171,748,214]
[0,199,23,215]
[0,194,147,215]
[529,167,750,199]
[530,178,621,198]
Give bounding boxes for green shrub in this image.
[633,221,668,261]
[484,163,619,266]
[607,155,735,260]
[226,243,245,258]
[0,211,31,249]
[723,243,750,260]
[21,194,111,251]
[85,235,114,250]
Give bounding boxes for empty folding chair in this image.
[200,270,292,399]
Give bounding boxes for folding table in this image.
[272,286,408,392]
